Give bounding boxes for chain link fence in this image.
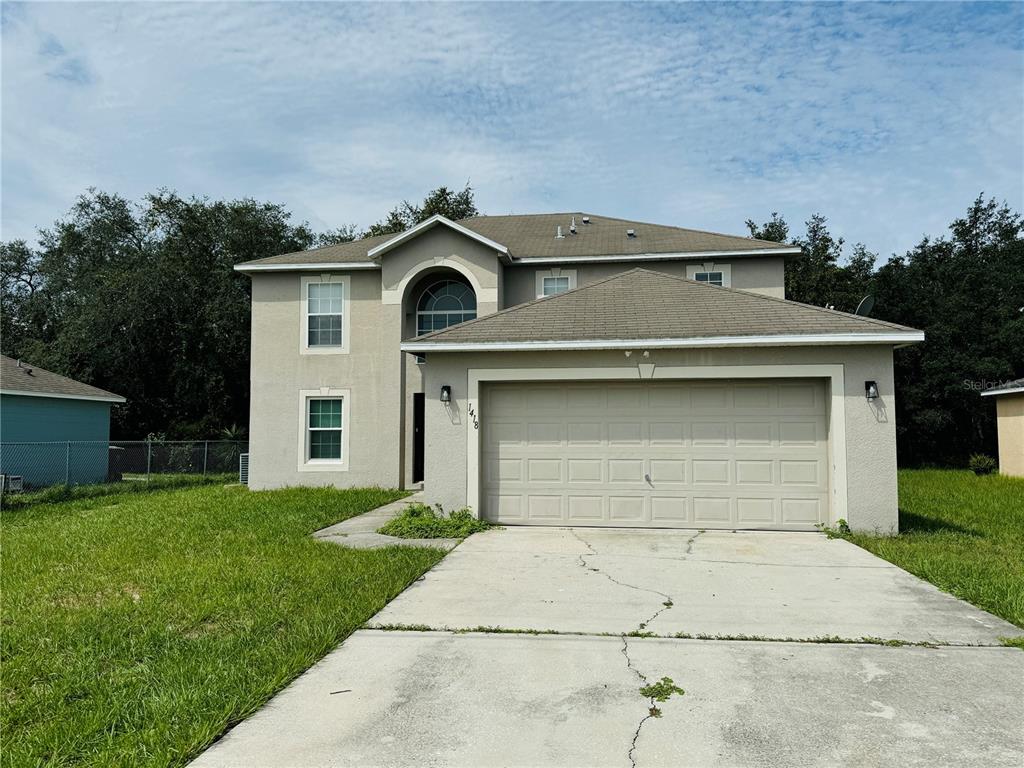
[0,441,248,492]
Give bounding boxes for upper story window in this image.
[535,269,577,298]
[542,275,571,296]
[417,279,477,335]
[307,283,343,345]
[686,264,731,287]
[301,275,350,354]
[693,271,724,287]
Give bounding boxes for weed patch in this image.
[378,502,492,539]
[639,676,685,702]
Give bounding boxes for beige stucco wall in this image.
[380,226,503,487]
[248,225,506,491]
[247,271,402,489]
[246,228,798,494]
[419,345,900,532]
[995,393,1024,477]
[500,257,786,305]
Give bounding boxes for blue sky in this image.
[2,1,1022,258]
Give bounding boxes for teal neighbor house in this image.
[0,355,126,488]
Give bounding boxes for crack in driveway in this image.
[571,529,704,633]
[621,635,658,768]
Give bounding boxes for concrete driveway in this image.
[194,528,1024,768]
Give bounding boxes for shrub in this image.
[968,454,998,476]
[378,502,491,539]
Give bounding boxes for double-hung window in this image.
[542,275,571,296]
[307,398,343,461]
[307,282,343,346]
[693,271,724,287]
[301,275,349,354]
[535,269,577,298]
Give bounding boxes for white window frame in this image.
[416,279,478,336]
[685,262,732,287]
[297,388,351,472]
[535,268,577,298]
[300,274,350,354]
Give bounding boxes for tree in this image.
[1,184,481,438]
[363,184,479,237]
[747,212,873,312]
[872,196,1024,465]
[1,190,321,437]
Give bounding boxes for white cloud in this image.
[2,1,1021,258]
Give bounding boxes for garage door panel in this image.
[568,496,604,520]
[693,497,731,522]
[651,496,690,521]
[650,459,686,483]
[608,459,644,483]
[567,458,602,483]
[482,379,829,530]
[737,497,775,523]
[527,495,562,520]
[692,459,730,484]
[779,459,824,487]
[691,421,729,446]
[526,458,562,483]
[650,421,687,446]
[567,422,602,445]
[609,496,645,521]
[735,460,773,485]
[781,497,824,524]
[489,494,524,521]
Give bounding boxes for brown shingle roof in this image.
[402,269,921,349]
[0,355,126,402]
[237,213,797,268]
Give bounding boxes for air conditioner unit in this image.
[239,453,249,486]
[4,475,24,493]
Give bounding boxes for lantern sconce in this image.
[440,385,452,403]
[865,380,879,401]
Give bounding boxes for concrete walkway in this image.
[311,493,461,551]
[194,527,1024,768]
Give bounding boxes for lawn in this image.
[1,483,444,767]
[846,469,1024,631]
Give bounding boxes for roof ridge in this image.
[411,268,648,342]
[459,212,797,249]
[644,269,914,332]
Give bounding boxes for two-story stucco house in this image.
[235,213,923,532]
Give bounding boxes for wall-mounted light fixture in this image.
[865,380,879,401]
[440,385,452,403]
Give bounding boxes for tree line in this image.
[2,188,1020,466]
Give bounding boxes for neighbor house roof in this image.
[981,378,1024,397]
[400,269,924,352]
[0,355,126,403]
[234,213,801,271]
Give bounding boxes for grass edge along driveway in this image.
[1,484,443,767]
[846,469,1023,636]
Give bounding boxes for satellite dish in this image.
[855,295,875,317]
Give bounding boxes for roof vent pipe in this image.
[556,225,564,239]
[570,216,577,234]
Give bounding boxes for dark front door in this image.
[412,393,425,483]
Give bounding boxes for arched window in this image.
[416,279,477,335]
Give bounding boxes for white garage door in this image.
[481,379,830,530]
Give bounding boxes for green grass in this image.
[1,484,444,766]
[846,469,1024,630]
[1,473,236,511]
[378,502,492,539]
